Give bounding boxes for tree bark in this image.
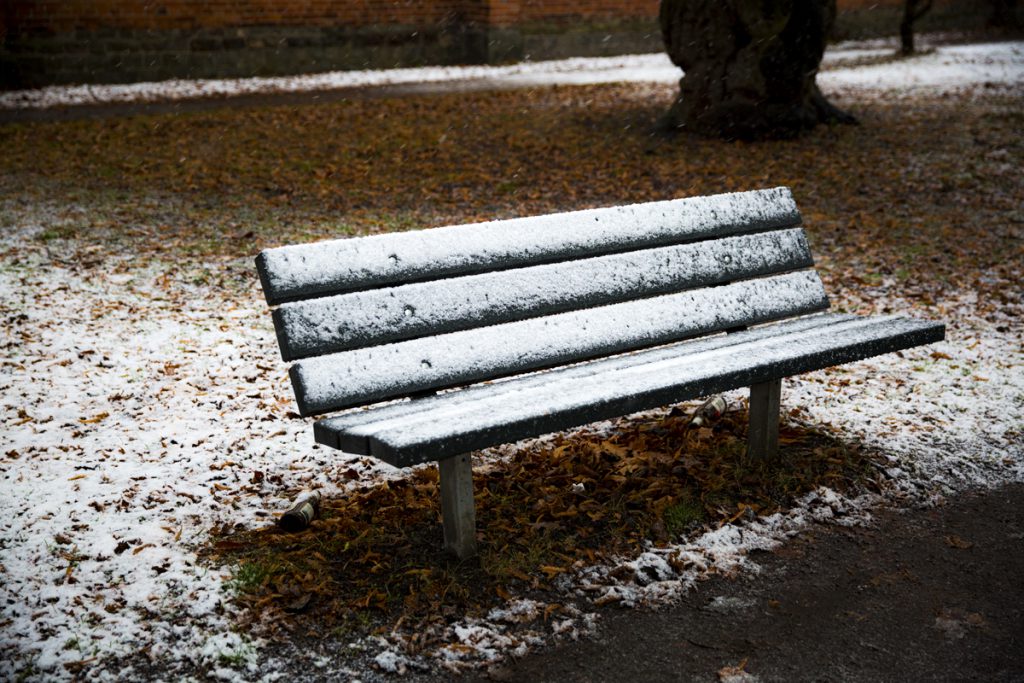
[659,0,856,140]
[900,0,933,56]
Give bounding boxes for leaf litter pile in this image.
[210,404,875,645]
[1,49,1022,679]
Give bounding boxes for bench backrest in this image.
[256,187,829,417]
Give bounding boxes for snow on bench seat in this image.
[314,314,944,466]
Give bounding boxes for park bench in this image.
[255,187,945,559]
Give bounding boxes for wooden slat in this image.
[273,228,813,361]
[256,187,800,305]
[290,270,830,415]
[315,315,945,466]
[314,313,861,455]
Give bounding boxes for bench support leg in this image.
[438,454,477,560]
[747,379,781,460]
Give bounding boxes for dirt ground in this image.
[468,483,1024,683]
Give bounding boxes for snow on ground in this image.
[1,41,1022,680]
[822,42,1024,97]
[1,38,1021,110]
[1,206,1021,680]
[0,218,397,679]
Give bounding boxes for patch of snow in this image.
[200,632,258,674]
[820,42,1024,97]
[705,596,757,613]
[0,54,680,110]
[485,598,544,624]
[719,667,761,683]
[787,294,1024,493]
[574,485,885,611]
[429,602,593,671]
[2,39,1020,110]
[0,239,397,680]
[372,650,410,674]
[821,47,895,66]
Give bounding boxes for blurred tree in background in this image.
[659,0,857,139]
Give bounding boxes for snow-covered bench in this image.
[255,188,944,559]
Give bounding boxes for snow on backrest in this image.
[289,270,831,415]
[271,228,815,361]
[255,187,800,306]
[255,188,829,414]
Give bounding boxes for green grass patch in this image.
[35,225,78,242]
[227,558,280,596]
[662,494,706,537]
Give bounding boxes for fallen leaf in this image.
[944,535,973,549]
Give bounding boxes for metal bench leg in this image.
[438,454,478,559]
[747,379,781,460]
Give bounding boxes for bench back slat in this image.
[256,187,799,305]
[272,227,814,361]
[289,270,830,416]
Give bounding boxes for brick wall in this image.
[0,0,908,36]
[1,1,494,88]
[0,0,994,89]
[516,0,660,26]
[3,1,468,33]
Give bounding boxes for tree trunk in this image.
[900,5,916,55]
[900,0,933,56]
[659,0,856,140]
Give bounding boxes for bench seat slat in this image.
[315,314,945,466]
[256,187,799,305]
[273,228,813,360]
[290,270,830,416]
[314,312,861,454]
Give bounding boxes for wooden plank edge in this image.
[369,320,946,466]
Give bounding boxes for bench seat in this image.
[314,312,943,466]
